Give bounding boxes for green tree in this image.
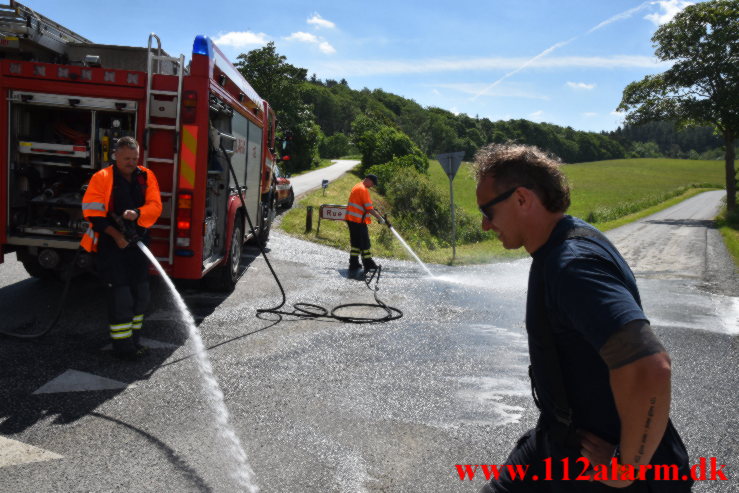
[235,42,320,172]
[628,141,663,159]
[319,132,351,158]
[618,0,739,209]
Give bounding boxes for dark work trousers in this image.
[346,220,376,270]
[479,419,651,493]
[96,240,150,346]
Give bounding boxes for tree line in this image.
[236,42,732,178]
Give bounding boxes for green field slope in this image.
[281,158,729,265]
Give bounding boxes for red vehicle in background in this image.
[274,165,294,209]
[0,1,278,290]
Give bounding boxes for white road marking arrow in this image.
[33,369,133,394]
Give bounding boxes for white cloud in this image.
[285,32,336,54]
[307,13,336,29]
[434,82,549,100]
[645,0,693,26]
[319,41,336,54]
[212,31,268,48]
[566,81,596,90]
[450,107,460,116]
[286,31,319,43]
[583,112,598,117]
[314,55,666,77]
[529,110,544,119]
[611,110,625,116]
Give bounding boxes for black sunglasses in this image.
[479,186,519,222]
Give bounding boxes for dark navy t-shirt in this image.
[526,215,647,443]
[90,165,148,251]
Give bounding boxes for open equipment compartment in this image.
[7,90,136,251]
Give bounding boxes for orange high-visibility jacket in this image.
[346,181,374,224]
[80,165,162,252]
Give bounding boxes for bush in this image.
[367,154,429,194]
[383,167,488,246]
[319,132,351,158]
[353,120,428,174]
[282,119,322,173]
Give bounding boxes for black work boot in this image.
[348,259,362,279]
[112,338,146,361]
[132,331,149,355]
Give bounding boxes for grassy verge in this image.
[280,158,728,265]
[715,207,739,268]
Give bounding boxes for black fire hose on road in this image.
[0,214,140,340]
[221,143,402,324]
[0,247,81,339]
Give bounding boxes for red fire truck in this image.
[0,1,278,290]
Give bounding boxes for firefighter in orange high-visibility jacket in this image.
[345,174,386,279]
[81,137,162,360]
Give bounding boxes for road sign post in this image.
[316,204,346,235]
[436,151,465,261]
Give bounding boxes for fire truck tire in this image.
[257,197,275,244]
[206,219,243,292]
[17,249,58,281]
[284,190,294,209]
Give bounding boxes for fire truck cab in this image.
[0,1,277,291]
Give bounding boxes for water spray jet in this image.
[137,241,259,492]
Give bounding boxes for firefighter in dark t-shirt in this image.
[473,144,691,492]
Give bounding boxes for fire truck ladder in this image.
[0,1,91,55]
[143,33,185,265]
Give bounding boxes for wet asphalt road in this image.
[0,190,737,492]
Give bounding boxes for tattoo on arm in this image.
[635,397,657,463]
[599,320,666,370]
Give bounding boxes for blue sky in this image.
[29,0,700,132]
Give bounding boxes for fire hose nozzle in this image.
[111,213,141,243]
[383,213,392,228]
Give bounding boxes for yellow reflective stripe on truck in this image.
[179,125,198,189]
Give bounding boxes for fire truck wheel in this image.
[285,190,294,209]
[206,220,242,292]
[17,249,59,281]
[257,197,275,244]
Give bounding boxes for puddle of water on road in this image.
[138,242,259,492]
[456,375,529,427]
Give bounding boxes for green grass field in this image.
[428,158,725,222]
[281,158,731,265]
